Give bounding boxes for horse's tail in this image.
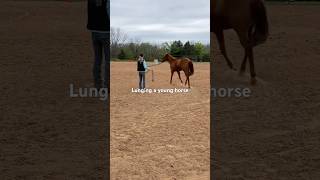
[188,61,194,76]
[252,0,269,46]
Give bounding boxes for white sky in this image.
[111,0,210,44]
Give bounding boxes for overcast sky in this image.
[111,0,210,44]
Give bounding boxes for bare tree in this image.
[110,27,128,46]
[110,27,128,57]
[127,37,142,58]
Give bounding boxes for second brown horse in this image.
[162,53,194,88]
[211,0,269,85]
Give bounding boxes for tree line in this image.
[111,27,210,62]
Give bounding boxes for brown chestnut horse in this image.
[211,0,269,84]
[162,53,194,88]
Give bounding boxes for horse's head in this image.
[161,53,171,62]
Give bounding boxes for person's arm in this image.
[143,60,148,71]
[137,61,139,71]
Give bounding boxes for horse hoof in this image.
[250,78,257,85]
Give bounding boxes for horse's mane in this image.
[165,53,176,61]
[167,53,175,58]
[165,54,193,62]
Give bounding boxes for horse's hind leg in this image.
[177,71,183,84]
[239,51,248,75]
[247,47,257,85]
[215,30,236,70]
[183,71,188,86]
[184,76,190,88]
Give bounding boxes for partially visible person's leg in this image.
[142,72,146,89]
[92,32,103,89]
[99,32,110,89]
[139,72,143,89]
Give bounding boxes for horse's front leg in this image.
[177,71,183,84]
[170,71,174,84]
[215,29,236,70]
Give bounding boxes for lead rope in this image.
[147,61,164,82]
[148,61,164,67]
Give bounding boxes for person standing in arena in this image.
[87,0,110,90]
[137,54,149,89]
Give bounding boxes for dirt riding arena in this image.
[211,2,320,179]
[110,62,210,179]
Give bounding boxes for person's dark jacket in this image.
[87,0,110,31]
[137,61,146,72]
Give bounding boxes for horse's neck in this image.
[168,57,176,64]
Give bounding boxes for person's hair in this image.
[140,54,144,57]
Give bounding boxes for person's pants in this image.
[138,71,146,89]
[91,32,110,89]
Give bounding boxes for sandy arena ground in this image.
[1,1,319,180]
[211,2,320,180]
[111,62,210,179]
